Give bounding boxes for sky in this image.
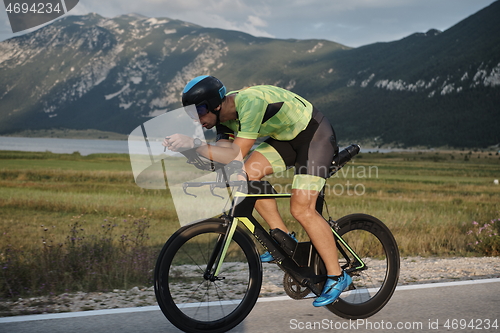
[0,0,496,47]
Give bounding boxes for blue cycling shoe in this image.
[260,251,275,262]
[312,271,352,307]
[260,232,297,263]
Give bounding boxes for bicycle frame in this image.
[189,169,367,297]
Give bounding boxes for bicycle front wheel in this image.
[154,219,262,333]
[326,213,400,319]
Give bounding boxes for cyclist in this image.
[163,75,352,307]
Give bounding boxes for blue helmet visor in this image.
[185,104,210,120]
[196,104,210,117]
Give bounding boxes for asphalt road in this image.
[2,279,499,333]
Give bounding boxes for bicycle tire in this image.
[322,213,400,319]
[154,219,262,333]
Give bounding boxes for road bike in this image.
[153,144,400,333]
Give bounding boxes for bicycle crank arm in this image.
[277,260,325,296]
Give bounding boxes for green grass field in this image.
[1,149,499,299]
[1,149,499,254]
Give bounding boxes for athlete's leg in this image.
[290,187,342,276]
[289,108,342,276]
[244,151,289,233]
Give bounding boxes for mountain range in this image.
[0,1,499,148]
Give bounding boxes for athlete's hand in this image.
[162,134,195,152]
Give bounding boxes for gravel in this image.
[1,256,499,317]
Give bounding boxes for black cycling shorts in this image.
[254,108,338,190]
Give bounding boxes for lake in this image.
[0,136,129,156]
[0,136,396,156]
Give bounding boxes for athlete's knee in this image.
[290,199,316,222]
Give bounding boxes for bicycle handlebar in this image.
[182,180,248,198]
[182,180,247,189]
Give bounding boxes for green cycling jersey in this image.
[219,85,313,141]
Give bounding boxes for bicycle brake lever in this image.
[210,184,224,200]
[183,184,197,198]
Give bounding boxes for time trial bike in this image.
[154,144,400,333]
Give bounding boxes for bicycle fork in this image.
[203,217,239,281]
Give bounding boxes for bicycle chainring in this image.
[283,273,311,299]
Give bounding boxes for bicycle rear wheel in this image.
[154,219,262,333]
[324,213,400,319]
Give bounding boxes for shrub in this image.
[466,219,500,256]
[0,213,157,299]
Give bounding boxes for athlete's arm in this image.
[195,136,255,164]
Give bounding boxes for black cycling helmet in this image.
[182,76,227,115]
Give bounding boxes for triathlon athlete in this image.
[163,75,352,307]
